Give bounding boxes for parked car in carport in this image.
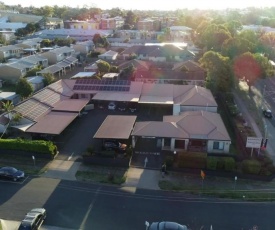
[103,140,127,152]
[108,102,116,110]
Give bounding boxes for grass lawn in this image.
[76,165,127,185]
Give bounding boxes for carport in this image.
[26,111,79,136]
[93,115,137,147]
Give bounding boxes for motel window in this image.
[213,142,224,150]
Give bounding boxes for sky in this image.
[2,0,275,11]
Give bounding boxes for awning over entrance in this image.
[94,115,137,139]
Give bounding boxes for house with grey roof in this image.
[0,45,23,61]
[72,40,94,55]
[131,110,231,153]
[40,46,76,65]
[21,55,48,68]
[98,50,118,60]
[119,44,195,62]
[0,62,27,83]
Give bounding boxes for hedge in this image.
[224,157,235,171]
[207,156,235,171]
[0,138,57,156]
[207,157,218,170]
[242,159,261,175]
[178,152,207,169]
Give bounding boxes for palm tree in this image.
[1,101,14,138]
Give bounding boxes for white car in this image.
[108,102,116,110]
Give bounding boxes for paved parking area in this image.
[53,105,170,164]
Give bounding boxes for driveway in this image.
[52,104,171,162]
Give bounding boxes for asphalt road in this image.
[0,177,274,230]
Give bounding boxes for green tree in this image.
[43,73,56,86]
[199,51,233,93]
[223,20,242,37]
[25,66,43,77]
[125,11,137,27]
[254,53,275,78]
[41,6,54,17]
[16,78,34,99]
[221,37,254,59]
[200,23,231,51]
[93,34,109,48]
[97,60,110,73]
[0,101,14,138]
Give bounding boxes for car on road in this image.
[0,166,25,181]
[145,221,188,230]
[103,140,127,152]
[263,109,272,118]
[108,102,116,110]
[18,208,46,230]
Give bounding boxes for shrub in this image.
[207,157,218,170]
[217,158,225,170]
[125,146,133,158]
[86,145,94,154]
[224,157,235,171]
[165,155,174,169]
[242,159,261,174]
[0,138,57,156]
[178,152,207,169]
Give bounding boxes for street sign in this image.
[246,137,262,148]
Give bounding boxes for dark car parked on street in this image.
[18,208,46,230]
[0,166,25,181]
[263,109,272,118]
[145,221,188,230]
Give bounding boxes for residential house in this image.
[0,45,23,61]
[100,16,124,30]
[119,44,195,62]
[0,92,20,105]
[0,62,28,83]
[64,19,100,30]
[169,26,193,43]
[131,111,231,153]
[38,29,112,42]
[72,40,94,55]
[148,44,195,62]
[21,54,49,68]
[98,50,118,60]
[26,76,45,92]
[16,38,42,50]
[137,18,161,31]
[40,46,76,65]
